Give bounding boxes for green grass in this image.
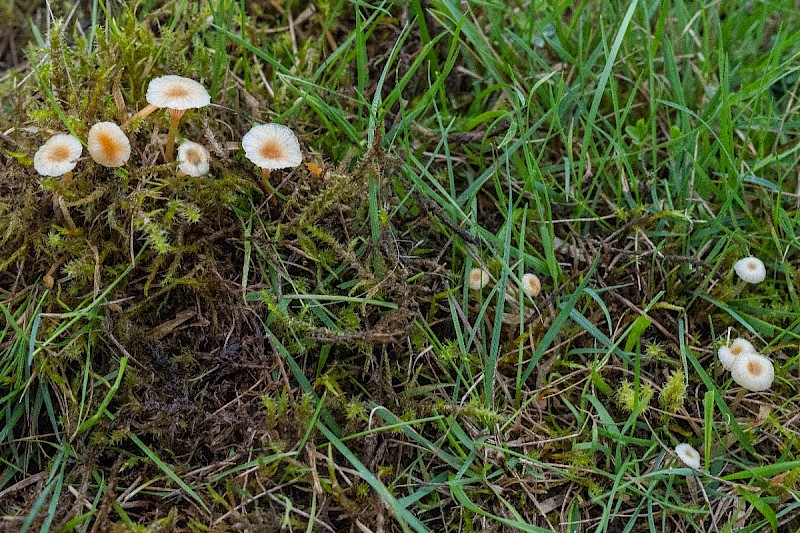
[1,0,800,531]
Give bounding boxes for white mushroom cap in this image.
[146,75,211,110]
[468,268,491,291]
[241,123,303,170]
[718,338,757,371]
[731,352,774,392]
[521,273,541,298]
[33,134,82,177]
[87,122,131,167]
[177,140,211,177]
[734,256,766,284]
[674,443,701,469]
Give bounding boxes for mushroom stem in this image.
[53,195,76,231]
[125,103,159,126]
[261,167,272,188]
[504,284,519,300]
[260,168,279,205]
[729,388,747,411]
[165,108,185,163]
[56,172,76,229]
[42,260,62,289]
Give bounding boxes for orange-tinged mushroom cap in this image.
[241,123,302,170]
[146,75,211,111]
[33,134,82,176]
[731,352,774,392]
[177,140,211,177]
[88,122,131,167]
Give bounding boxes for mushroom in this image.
[128,75,210,162]
[241,123,302,186]
[734,256,766,284]
[730,352,774,392]
[176,140,211,177]
[87,122,131,168]
[521,273,541,298]
[717,338,757,371]
[674,443,701,470]
[34,133,82,180]
[468,268,491,291]
[33,133,82,230]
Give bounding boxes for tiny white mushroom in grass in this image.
[521,273,541,298]
[731,352,774,392]
[468,268,491,291]
[734,256,766,284]
[242,123,303,170]
[34,134,82,178]
[128,75,211,163]
[717,338,757,371]
[87,122,130,168]
[674,443,701,470]
[33,134,82,230]
[242,123,303,195]
[176,140,210,177]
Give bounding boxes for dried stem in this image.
[53,195,76,230]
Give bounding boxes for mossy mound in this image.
[0,6,444,530]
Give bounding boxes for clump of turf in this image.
[0,6,440,530]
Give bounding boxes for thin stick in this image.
[54,170,77,230]
[728,388,747,411]
[54,195,77,230]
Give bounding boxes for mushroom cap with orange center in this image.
[33,134,82,176]
[734,256,766,284]
[468,268,491,291]
[87,122,131,167]
[521,273,541,298]
[177,140,211,177]
[718,338,757,371]
[674,443,701,470]
[146,75,211,110]
[241,123,303,170]
[730,352,774,392]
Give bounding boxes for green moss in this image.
[659,371,688,414]
[616,380,653,415]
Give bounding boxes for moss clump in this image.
[659,371,687,413]
[616,380,653,414]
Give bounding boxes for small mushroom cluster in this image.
[717,337,774,392]
[673,256,775,472]
[467,267,541,299]
[464,225,774,479]
[721,255,775,391]
[674,336,775,473]
[32,74,303,190]
[675,338,775,472]
[466,266,542,326]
